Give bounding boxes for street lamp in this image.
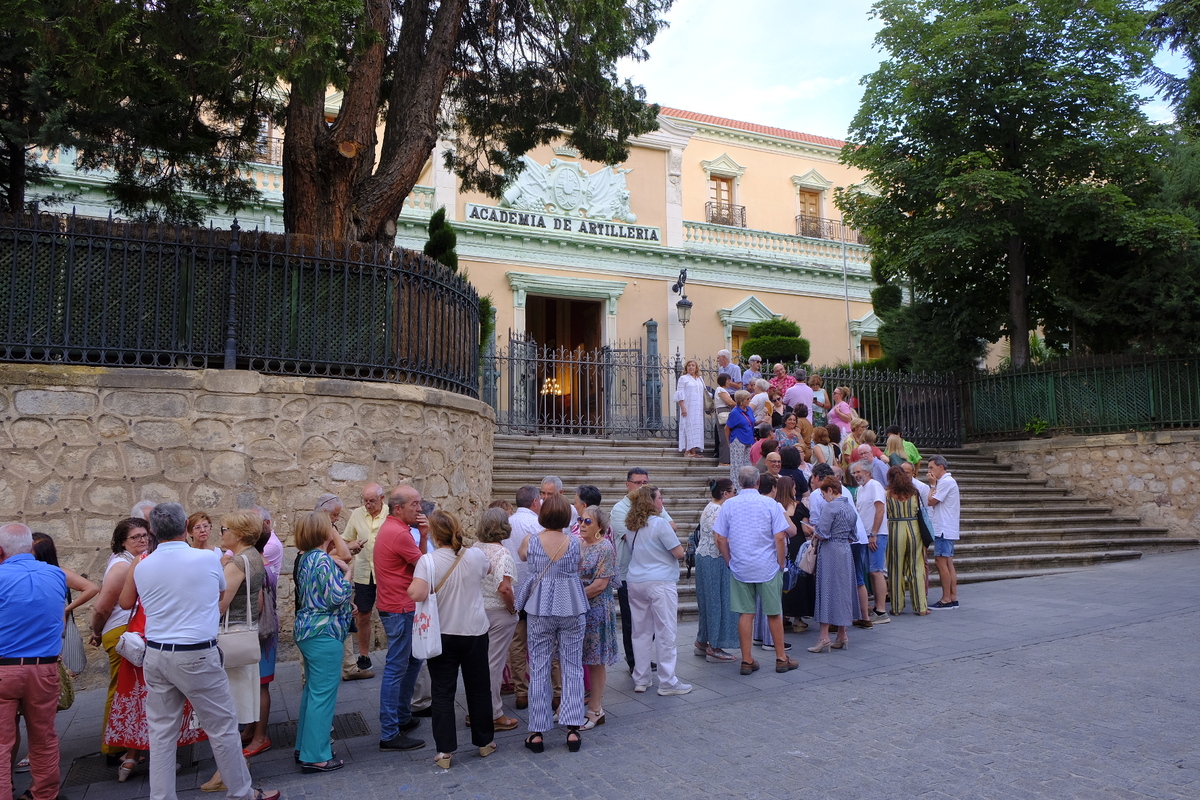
[671,268,692,327]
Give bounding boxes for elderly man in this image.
[375,485,429,751]
[857,443,890,488]
[851,461,891,624]
[610,468,675,671]
[742,354,763,388]
[927,456,961,609]
[0,523,66,800]
[782,368,814,422]
[504,486,542,709]
[129,504,280,800]
[540,475,576,530]
[130,499,157,520]
[343,483,387,679]
[716,349,742,391]
[714,467,798,675]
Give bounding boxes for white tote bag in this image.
[411,549,466,660]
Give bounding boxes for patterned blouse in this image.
[697,501,723,559]
[293,549,353,642]
[476,542,517,612]
[516,533,588,617]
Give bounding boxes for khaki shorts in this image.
[729,570,783,616]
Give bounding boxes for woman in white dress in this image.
[675,359,706,457]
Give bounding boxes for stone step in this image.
[963,525,1171,541]
[954,537,1197,556]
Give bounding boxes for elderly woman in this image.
[517,494,588,753]
[186,512,217,551]
[292,511,353,774]
[409,511,495,769]
[675,358,707,457]
[577,506,618,729]
[202,511,266,792]
[622,486,690,696]
[749,379,772,425]
[694,479,739,663]
[726,390,755,482]
[89,518,151,772]
[807,475,860,652]
[886,465,930,616]
[474,508,520,731]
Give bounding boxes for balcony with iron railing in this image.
[705,201,746,228]
[795,213,866,244]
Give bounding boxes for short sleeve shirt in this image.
[854,479,889,537]
[713,489,787,584]
[718,362,743,388]
[624,516,682,583]
[476,542,516,611]
[929,473,961,540]
[344,505,388,584]
[414,548,490,635]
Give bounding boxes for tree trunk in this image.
[282,0,467,244]
[1,137,26,214]
[1008,233,1029,369]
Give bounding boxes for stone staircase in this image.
[490,434,1200,616]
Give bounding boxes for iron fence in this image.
[705,201,747,228]
[794,214,866,245]
[482,340,962,448]
[0,212,480,396]
[962,354,1200,440]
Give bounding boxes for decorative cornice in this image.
[506,271,627,315]
[701,153,747,180]
[634,115,699,152]
[688,123,843,163]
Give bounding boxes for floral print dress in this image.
[579,539,620,666]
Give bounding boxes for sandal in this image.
[566,727,582,753]
[739,659,760,675]
[118,758,138,782]
[478,741,497,758]
[706,648,734,662]
[775,656,799,672]
[434,752,452,769]
[524,732,544,754]
[581,708,605,730]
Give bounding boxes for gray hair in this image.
[748,354,762,363]
[929,455,949,469]
[0,522,33,556]
[733,390,751,404]
[794,368,808,382]
[717,349,732,359]
[130,500,157,520]
[315,493,344,512]
[475,507,512,544]
[515,485,540,509]
[584,505,609,532]
[755,423,773,438]
[540,475,563,492]
[148,503,187,541]
[856,443,875,461]
[254,505,272,522]
[738,466,761,489]
[755,379,770,392]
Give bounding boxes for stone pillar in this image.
[644,319,662,430]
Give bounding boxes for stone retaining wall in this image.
[978,430,1200,536]
[0,364,494,685]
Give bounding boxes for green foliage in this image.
[1024,416,1049,436]
[871,284,903,316]
[1146,1,1200,132]
[478,295,495,358]
[839,0,1195,366]
[424,207,459,272]
[740,317,810,365]
[875,296,988,374]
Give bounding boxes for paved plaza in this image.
[29,551,1200,800]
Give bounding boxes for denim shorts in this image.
[850,543,869,587]
[934,536,955,558]
[869,534,888,573]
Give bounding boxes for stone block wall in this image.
[978,430,1200,536]
[0,364,494,684]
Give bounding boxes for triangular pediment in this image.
[848,310,880,336]
[791,169,833,191]
[717,295,780,327]
[701,153,747,179]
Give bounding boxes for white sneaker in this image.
[632,683,650,693]
[657,683,693,696]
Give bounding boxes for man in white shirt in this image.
[610,467,674,671]
[540,475,577,531]
[782,368,815,423]
[927,456,961,609]
[129,503,279,800]
[505,486,542,709]
[851,461,891,624]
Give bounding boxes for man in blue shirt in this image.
[0,522,66,800]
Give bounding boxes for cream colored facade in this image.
[400,108,879,366]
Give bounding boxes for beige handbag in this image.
[218,554,261,668]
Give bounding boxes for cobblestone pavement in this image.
[29,551,1200,800]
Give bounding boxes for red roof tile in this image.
[660,107,847,149]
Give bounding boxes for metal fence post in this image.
[644,319,661,430]
[223,220,241,369]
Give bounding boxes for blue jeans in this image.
[378,610,422,741]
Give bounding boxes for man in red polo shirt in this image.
[374,485,429,751]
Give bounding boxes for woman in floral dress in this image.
[577,507,618,730]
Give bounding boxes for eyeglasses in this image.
[629,479,649,486]
[128,533,150,541]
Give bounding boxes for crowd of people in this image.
[1,410,961,798]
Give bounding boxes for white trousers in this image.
[628,580,680,688]
[484,607,520,718]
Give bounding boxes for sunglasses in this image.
[581,518,594,525]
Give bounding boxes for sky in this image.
[618,0,1186,142]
